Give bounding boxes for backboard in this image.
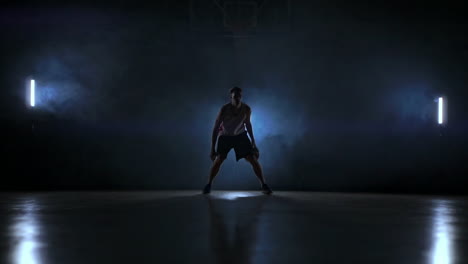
[189,0,291,38]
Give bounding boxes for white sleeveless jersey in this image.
[219,102,251,136]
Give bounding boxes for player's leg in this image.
[203,136,232,194]
[208,135,231,184]
[244,154,273,194]
[233,132,273,194]
[244,154,266,185]
[203,155,226,194]
[207,154,227,185]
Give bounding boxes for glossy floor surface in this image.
[0,191,467,264]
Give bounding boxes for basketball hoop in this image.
[189,0,291,37]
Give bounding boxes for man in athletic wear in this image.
[202,87,273,195]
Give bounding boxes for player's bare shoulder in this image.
[222,103,231,109]
[243,103,252,114]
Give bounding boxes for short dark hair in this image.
[230,86,242,94]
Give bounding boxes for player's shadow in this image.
[204,194,269,264]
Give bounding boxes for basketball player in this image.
[202,87,273,195]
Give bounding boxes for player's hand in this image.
[252,146,260,159]
[210,150,217,161]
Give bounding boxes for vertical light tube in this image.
[30,80,35,107]
[438,97,443,124]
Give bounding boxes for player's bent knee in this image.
[217,155,227,162]
[244,154,256,163]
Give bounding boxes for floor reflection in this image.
[431,200,455,264]
[10,198,42,264]
[213,191,263,201]
[205,194,268,264]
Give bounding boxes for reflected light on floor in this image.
[431,200,454,264]
[11,199,42,264]
[215,191,262,200]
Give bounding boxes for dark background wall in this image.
[1,1,467,193]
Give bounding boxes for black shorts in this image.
[217,131,254,161]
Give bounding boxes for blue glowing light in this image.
[30,80,35,107]
[438,97,443,124]
[215,191,261,200]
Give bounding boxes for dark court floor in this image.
[0,191,467,264]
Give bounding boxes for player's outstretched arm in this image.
[245,107,257,148]
[210,107,224,160]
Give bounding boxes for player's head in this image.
[230,86,242,104]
